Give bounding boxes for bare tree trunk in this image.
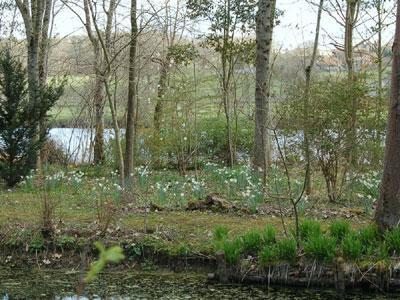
[153,61,169,133]
[125,0,138,187]
[38,0,53,168]
[16,0,48,169]
[375,0,384,142]
[253,0,276,179]
[375,2,400,231]
[93,66,105,164]
[221,0,235,167]
[303,0,324,195]
[344,0,359,169]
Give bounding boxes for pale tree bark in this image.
[83,0,106,164]
[253,0,276,180]
[375,1,400,231]
[16,0,53,169]
[124,0,138,187]
[303,0,324,195]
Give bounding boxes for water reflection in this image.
[49,128,123,163]
[0,269,397,299]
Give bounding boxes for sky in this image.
[50,0,393,51]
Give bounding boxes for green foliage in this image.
[358,224,379,255]
[220,238,243,264]
[275,239,297,263]
[280,76,372,202]
[329,220,350,241]
[262,224,276,245]
[240,230,263,254]
[213,225,229,241]
[304,233,336,262]
[384,227,400,256]
[341,233,362,261]
[167,43,198,66]
[55,235,77,250]
[0,50,64,187]
[259,245,275,265]
[299,219,321,241]
[84,242,125,283]
[29,232,45,251]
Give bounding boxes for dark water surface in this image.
[0,268,397,299]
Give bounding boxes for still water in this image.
[0,269,397,299]
[49,128,120,163]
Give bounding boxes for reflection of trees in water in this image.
[49,128,125,164]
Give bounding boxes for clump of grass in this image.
[213,225,229,241]
[259,245,276,265]
[240,230,263,254]
[221,238,243,264]
[341,232,362,261]
[262,224,276,245]
[275,238,297,263]
[299,219,321,241]
[358,224,379,255]
[304,232,336,262]
[329,220,350,241]
[385,227,400,256]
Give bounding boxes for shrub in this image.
[329,220,350,241]
[341,233,362,261]
[0,50,64,187]
[385,227,400,256]
[299,219,321,241]
[221,238,243,264]
[240,230,263,254]
[304,233,336,262]
[358,224,379,255]
[213,225,229,241]
[275,239,297,263]
[262,224,276,245]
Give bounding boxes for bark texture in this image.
[253,0,275,173]
[124,0,138,183]
[375,1,400,230]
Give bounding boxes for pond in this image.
[0,268,396,299]
[49,128,120,164]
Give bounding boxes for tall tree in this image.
[303,0,324,195]
[253,0,276,179]
[375,0,400,231]
[15,0,54,167]
[151,0,187,134]
[125,0,138,185]
[62,0,118,164]
[187,0,257,166]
